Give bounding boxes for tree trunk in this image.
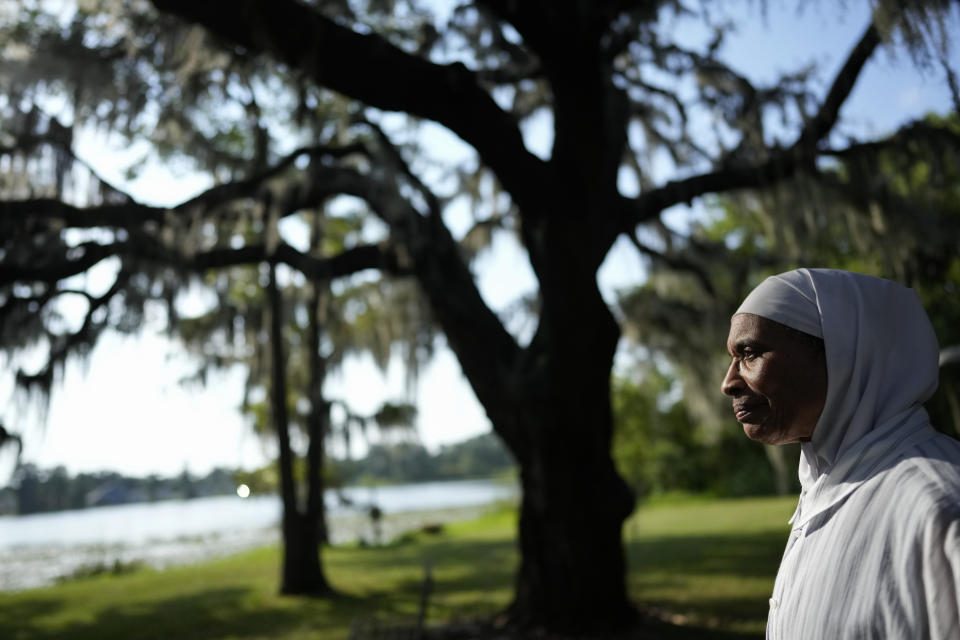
[268,260,332,595]
[508,426,635,633]
[393,180,637,631]
[280,510,329,594]
[502,229,636,632]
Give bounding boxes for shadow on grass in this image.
[0,586,383,640]
[0,596,67,637]
[347,526,778,638]
[351,529,775,639]
[332,534,519,619]
[1,588,274,640]
[625,529,786,639]
[628,530,785,578]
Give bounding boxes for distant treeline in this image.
[1,433,517,516]
[0,466,237,516]
[334,432,516,485]
[234,432,518,493]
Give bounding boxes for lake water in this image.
[0,478,517,591]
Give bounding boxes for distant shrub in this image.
[56,558,144,583]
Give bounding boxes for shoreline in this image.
[0,502,511,592]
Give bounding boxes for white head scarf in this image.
[735,269,940,516]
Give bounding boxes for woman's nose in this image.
[721,360,743,397]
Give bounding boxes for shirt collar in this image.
[790,406,937,529]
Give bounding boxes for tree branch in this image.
[0,237,404,288]
[627,230,715,297]
[0,241,120,286]
[791,23,880,153]
[150,0,550,212]
[622,20,882,228]
[362,119,443,218]
[0,143,369,231]
[179,142,370,212]
[820,119,960,160]
[0,199,166,229]
[299,161,523,439]
[16,269,130,395]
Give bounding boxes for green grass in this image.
[0,497,797,639]
[626,495,797,638]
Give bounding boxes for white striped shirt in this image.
[767,429,960,639]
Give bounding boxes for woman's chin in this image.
[743,421,778,444]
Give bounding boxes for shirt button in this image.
[769,597,779,609]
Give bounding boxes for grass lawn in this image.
[0,495,797,639]
[626,495,796,638]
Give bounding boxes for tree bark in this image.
[267,260,332,595]
[508,388,636,632]
[501,204,635,631]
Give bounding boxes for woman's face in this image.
[721,313,828,445]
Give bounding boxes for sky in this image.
[1,0,958,481]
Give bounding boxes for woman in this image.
[722,268,960,639]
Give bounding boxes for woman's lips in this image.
[734,402,766,422]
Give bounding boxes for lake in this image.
[0,478,517,591]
